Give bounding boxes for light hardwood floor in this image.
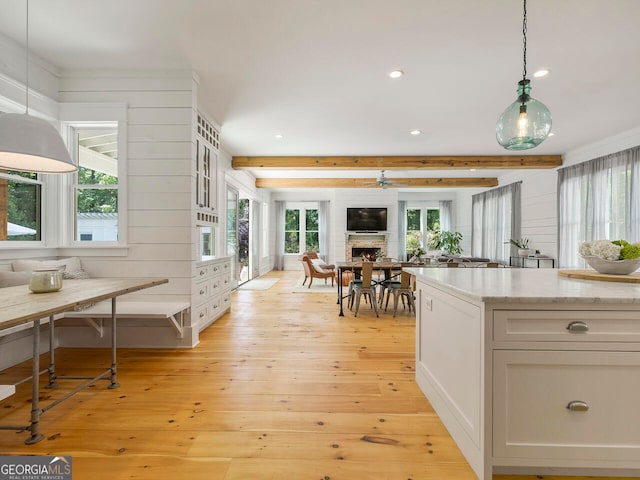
[0,270,632,480]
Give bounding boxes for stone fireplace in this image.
[352,247,380,261]
[345,233,388,262]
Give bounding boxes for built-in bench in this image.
[62,301,190,338]
[0,384,15,401]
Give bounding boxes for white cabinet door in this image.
[493,350,640,462]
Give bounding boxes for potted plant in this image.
[407,246,426,262]
[430,231,463,256]
[508,238,531,257]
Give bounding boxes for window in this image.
[558,145,640,267]
[0,171,42,242]
[284,209,300,253]
[284,207,319,254]
[72,127,118,242]
[405,208,440,254]
[305,209,319,252]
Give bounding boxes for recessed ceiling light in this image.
[274,134,284,139]
[410,129,422,135]
[389,70,404,79]
[533,69,550,78]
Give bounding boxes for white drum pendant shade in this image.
[0,113,76,173]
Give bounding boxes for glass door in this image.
[251,200,260,279]
[226,186,239,290]
[238,198,250,284]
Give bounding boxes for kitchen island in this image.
[404,267,640,480]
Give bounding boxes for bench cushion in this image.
[0,270,31,288]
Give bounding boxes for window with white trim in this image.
[0,170,42,242]
[71,126,119,242]
[285,206,319,254]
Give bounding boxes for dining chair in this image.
[383,270,416,317]
[439,262,460,268]
[352,262,378,317]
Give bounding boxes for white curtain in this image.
[558,145,640,267]
[471,182,521,263]
[274,200,286,270]
[318,200,330,262]
[439,200,452,232]
[397,200,407,261]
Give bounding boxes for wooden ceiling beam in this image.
[255,177,499,189]
[233,155,562,170]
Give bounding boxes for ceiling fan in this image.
[366,170,406,189]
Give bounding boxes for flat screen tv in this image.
[346,207,388,232]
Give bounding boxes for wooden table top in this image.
[0,278,168,331]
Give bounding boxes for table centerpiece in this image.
[579,239,640,275]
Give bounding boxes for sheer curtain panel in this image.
[471,182,521,264]
[397,201,407,261]
[274,200,285,270]
[439,200,452,232]
[558,145,640,267]
[318,200,330,262]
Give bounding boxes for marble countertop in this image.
[404,267,640,304]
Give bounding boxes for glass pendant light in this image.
[0,0,76,173]
[496,0,552,150]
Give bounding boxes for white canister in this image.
[29,268,63,293]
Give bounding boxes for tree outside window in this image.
[305,209,319,252]
[284,207,319,254]
[0,171,41,242]
[74,128,118,242]
[406,207,441,256]
[285,209,300,253]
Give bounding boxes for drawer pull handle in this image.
[567,321,589,332]
[567,401,589,412]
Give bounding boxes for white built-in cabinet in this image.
[192,257,232,331]
[195,113,219,224]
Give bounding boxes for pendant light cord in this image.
[522,0,527,82]
[25,0,30,114]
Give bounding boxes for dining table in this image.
[336,261,419,316]
[0,277,168,444]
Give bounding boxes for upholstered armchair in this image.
[300,254,336,288]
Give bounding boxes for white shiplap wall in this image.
[57,71,197,306]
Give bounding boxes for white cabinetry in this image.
[192,257,232,331]
[410,268,640,480]
[195,113,219,224]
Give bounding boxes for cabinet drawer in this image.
[196,265,209,279]
[493,310,640,342]
[221,273,231,291]
[493,350,640,461]
[192,302,209,324]
[195,279,210,304]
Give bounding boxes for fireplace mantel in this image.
[345,232,388,242]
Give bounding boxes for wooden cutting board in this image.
[558,269,640,283]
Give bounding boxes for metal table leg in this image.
[46,315,57,388]
[108,297,120,389]
[25,319,44,445]
[338,267,344,316]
